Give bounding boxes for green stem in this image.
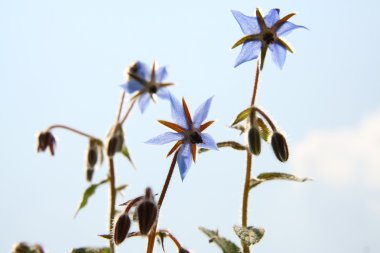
[241,59,261,253]
[108,157,116,253]
[241,150,252,253]
[146,151,179,253]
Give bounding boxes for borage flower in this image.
[121,61,174,113]
[232,8,306,69]
[146,94,218,180]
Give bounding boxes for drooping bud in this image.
[113,213,131,246]
[36,131,56,156]
[85,139,99,182]
[271,132,289,162]
[248,126,261,155]
[136,187,157,235]
[105,124,124,157]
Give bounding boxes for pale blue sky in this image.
[1,0,380,253]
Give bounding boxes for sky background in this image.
[1,0,380,253]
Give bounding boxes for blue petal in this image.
[198,133,218,150]
[138,93,150,113]
[264,8,280,28]
[169,93,188,129]
[156,66,168,83]
[193,97,213,129]
[134,61,150,80]
[156,87,170,100]
[277,21,306,36]
[231,10,260,35]
[234,40,262,67]
[120,80,143,94]
[145,132,184,145]
[177,143,192,181]
[269,43,287,69]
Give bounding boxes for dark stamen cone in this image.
[113,213,131,245]
[271,132,289,162]
[248,126,261,155]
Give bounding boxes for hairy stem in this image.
[120,97,138,125]
[241,59,261,253]
[108,157,116,253]
[242,150,252,253]
[46,124,100,141]
[116,91,126,123]
[146,151,179,253]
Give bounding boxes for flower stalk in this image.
[241,59,261,253]
[146,150,179,253]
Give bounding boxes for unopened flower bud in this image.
[105,124,124,157]
[85,139,99,182]
[271,132,289,162]
[248,126,261,155]
[137,187,157,235]
[36,131,56,156]
[113,213,131,245]
[11,242,30,253]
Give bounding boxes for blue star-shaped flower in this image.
[121,61,174,113]
[146,94,218,180]
[232,8,306,69]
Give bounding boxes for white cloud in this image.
[292,110,380,189]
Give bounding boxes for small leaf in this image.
[116,184,128,196]
[233,226,265,246]
[122,145,136,168]
[156,231,167,253]
[98,234,112,240]
[199,141,247,154]
[231,107,253,126]
[74,179,109,217]
[249,172,311,189]
[256,118,271,142]
[199,227,241,253]
[229,125,246,135]
[71,247,110,253]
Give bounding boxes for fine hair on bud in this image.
[105,124,124,157]
[113,213,131,246]
[271,132,289,162]
[137,187,157,235]
[248,126,261,155]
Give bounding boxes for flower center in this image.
[149,85,157,94]
[189,131,203,144]
[263,32,275,44]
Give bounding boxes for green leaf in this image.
[199,141,247,154]
[256,117,271,142]
[74,179,109,217]
[98,234,112,240]
[249,172,311,189]
[229,125,246,135]
[199,227,241,253]
[71,247,110,253]
[233,226,265,246]
[121,145,136,168]
[231,107,253,126]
